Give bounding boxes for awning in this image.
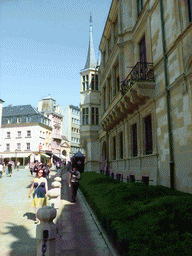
[40,153,50,158]
[52,153,67,160]
[0,153,31,158]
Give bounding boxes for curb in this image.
[78,189,120,256]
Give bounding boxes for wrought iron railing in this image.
[121,62,155,95]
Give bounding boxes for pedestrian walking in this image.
[0,162,3,178]
[33,165,38,177]
[45,165,50,179]
[29,162,34,175]
[16,161,20,170]
[28,168,48,224]
[7,161,12,177]
[69,166,81,202]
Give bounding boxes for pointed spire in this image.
[84,14,96,69]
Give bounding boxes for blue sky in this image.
[0,0,111,108]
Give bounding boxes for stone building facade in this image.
[95,0,192,193]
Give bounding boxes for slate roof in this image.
[69,105,80,111]
[2,105,40,117]
[84,25,96,69]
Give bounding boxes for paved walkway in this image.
[0,167,37,256]
[54,169,119,256]
[0,167,119,256]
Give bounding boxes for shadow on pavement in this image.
[26,183,32,188]
[1,222,36,256]
[23,212,36,221]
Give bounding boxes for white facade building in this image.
[0,103,52,165]
[59,105,83,158]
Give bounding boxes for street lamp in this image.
[15,149,17,165]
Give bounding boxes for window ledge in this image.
[5,137,11,139]
[16,137,22,139]
[25,136,31,138]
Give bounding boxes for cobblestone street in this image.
[0,167,38,256]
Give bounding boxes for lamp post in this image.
[15,149,17,167]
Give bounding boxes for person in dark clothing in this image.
[7,161,12,177]
[69,167,81,202]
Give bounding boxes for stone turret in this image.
[79,15,100,173]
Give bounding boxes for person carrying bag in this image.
[69,166,80,202]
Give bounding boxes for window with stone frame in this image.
[144,114,153,155]
[114,17,118,42]
[119,131,123,159]
[17,143,21,150]
[132,123,138,157]
[26,116,31,123]
[103,51,106,66]
[27,130,31,137]
[103,86,106,111]
[83,75,86,91]
[188,0,192,22]
[18,131,21,137]
[108,35,111,56]
[91,74,95,90]
[6,144,10,151]
[113,136,116,160]
[117,75,120,92]
[137,0,143,16]
[7,132,10,138]
[95,75,98,90]
[91,107,99,125]
[82,108,89,125]
[86,75,89,90]
[17,118,21,123]
[26,143,30,150]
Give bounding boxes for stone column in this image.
[36,206,57,256]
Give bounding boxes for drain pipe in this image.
[159,0,175,189]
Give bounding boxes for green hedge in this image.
[79,172,192,255]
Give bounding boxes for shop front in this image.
[1,153,31,166]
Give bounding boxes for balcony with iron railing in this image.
[121,62,155,95]
[100,62,156,131]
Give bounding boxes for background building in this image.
[97,0,192,193]
[37,96,69,162]
[0,103,52,165]
[59,105,82,158]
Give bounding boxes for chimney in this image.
[38,100,43,112]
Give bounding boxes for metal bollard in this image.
[36,206,57,256]
[42,230,48,256]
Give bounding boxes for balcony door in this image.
[139,36,147,79]
[139,36,146,63]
